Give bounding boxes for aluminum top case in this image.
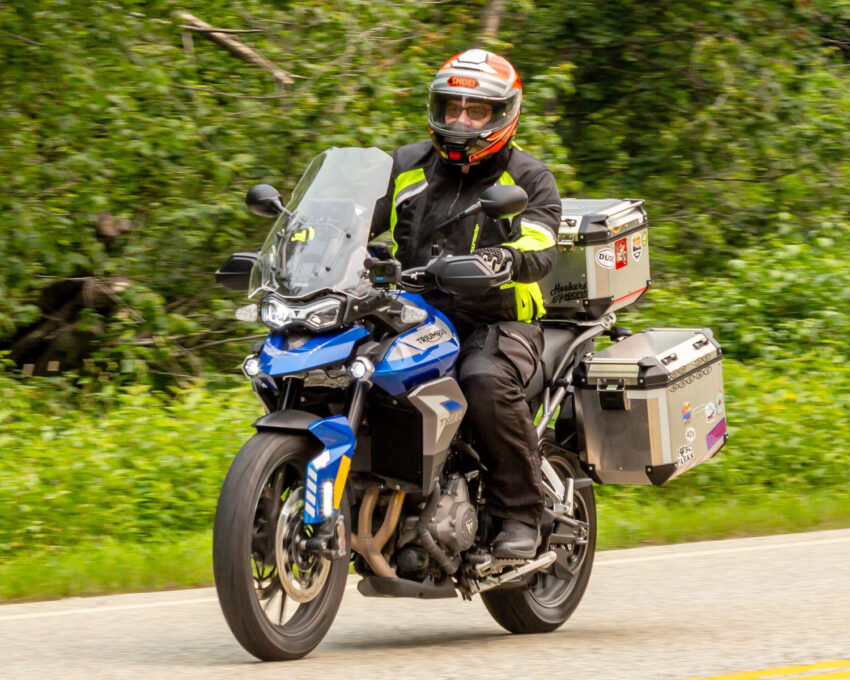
[574,328,727,485]
[540,198,651,320]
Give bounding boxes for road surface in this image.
[1,529,849,680]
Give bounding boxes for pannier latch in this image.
[692,337,709,350]
[597,379,629,411]
[661,352,678,366]
[556,217,580,251]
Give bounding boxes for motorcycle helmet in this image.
[428,49,522,165]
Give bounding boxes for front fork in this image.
[299,380,368,556]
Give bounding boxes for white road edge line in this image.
[2,534,847,622]
[0,583,362,622]
[595,536,850,566]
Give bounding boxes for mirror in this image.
[246,184,284,218]
[215,252,259,291]
[479,185,528,219]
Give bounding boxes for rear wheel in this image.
[481,448,596,633]
[213,432,350,660]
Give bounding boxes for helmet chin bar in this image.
[431,130,505,166]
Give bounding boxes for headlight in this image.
[302,298,342,329]
[261,296,291,329]
[260,295,342,331]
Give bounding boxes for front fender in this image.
[253,411,356,525]
[303,415,356,524]
[253,409,322,432]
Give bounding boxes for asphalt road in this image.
[2,529,849,680]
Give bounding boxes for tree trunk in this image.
[481,0,506,40]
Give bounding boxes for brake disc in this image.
[274,488,331,603]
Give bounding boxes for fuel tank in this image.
[371,293,461,396]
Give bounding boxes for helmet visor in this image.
[428,92,519,136]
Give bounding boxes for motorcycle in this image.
[212,147,650,660]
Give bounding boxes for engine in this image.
[428,474,477,553]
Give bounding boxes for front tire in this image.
[481,448,596,634]
[213,432,351,661]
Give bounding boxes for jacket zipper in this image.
[447,176,464,217]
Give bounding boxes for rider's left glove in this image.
[475,247,514,275]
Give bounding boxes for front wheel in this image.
[213,432,351,661]
[481,448,596,633]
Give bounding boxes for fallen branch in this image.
[180,26,264,34]
[175,10,293,86]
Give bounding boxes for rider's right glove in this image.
[475,247,514,275]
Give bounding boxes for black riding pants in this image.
[456,320,545,526]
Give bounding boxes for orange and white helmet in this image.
[428,49,522,165]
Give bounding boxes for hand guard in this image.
[475,247,513,275]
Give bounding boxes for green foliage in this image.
[0,0,848,598]
[0,369,261,556]
[0,1,574,378]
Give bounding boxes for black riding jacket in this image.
[370,141,560,329]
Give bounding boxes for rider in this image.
[371,49,561,559]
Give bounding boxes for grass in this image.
[2,489,848,603]
[596,488,850,549]
[0,532,213,602]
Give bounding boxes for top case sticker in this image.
[615,237,628,269]
[632,233,643,262]
[595,248,615,269]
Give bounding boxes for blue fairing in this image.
[258,325,369,376]
[371,293,461,396]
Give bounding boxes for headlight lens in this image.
[260,295,342,331]
[261,296,291,329]
[303,299,342,329]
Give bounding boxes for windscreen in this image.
[249,147,392,299]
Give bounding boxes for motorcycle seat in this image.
[525,326,581,399]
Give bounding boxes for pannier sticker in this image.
[631,233,643,262]
[706,417,727,450]
[705,401,716,424]
[675,445,694,468]
[614,237,628,269]
[681,402,692,423]
[550,280,588,303]
[595,248,615,269]
[685,427,696,443]
[715,391,725,414]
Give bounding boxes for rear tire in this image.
[213,432,351,660]
[481,449,596,634]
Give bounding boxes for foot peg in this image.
[473,550,558,594]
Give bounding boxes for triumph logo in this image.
[415,328,447,345]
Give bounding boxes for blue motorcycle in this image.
[213,147,606,660]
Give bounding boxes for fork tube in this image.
[278,376,303,410]
[346,381,369,436]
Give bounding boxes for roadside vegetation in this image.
[1,1,847,600]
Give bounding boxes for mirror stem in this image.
[432,201,481,234]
